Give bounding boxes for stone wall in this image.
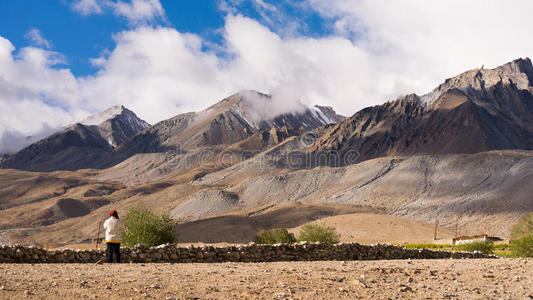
[0,242,494,263]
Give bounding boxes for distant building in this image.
[452,234,502,245]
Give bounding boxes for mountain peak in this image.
[501,57,532,69]
[420,57,533,106]
[85,105,150,148]
[496,57,533,85]
[79,105,150,147]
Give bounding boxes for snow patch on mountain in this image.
[311,105,340,125]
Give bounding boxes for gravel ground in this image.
[0,259,531,299]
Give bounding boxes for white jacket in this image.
[103,216,123,243]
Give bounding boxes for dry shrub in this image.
[297,223,341,244]
[121,208,175,247]
[254,228,297,244]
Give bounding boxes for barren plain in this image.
[0,259,531,299]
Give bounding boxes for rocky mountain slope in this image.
[0,106,150,171]
[185,147,533,238]
[310,58,533,164]
[0,124,111,171]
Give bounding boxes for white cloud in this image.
[76,15,382,122]
[71,0,166,25]
[24,29,52,49]
[108,0,166,25]
[240,89,308,124]
[305,0,533,96]
[219,0,302,37]
[0,36,86,153]
[72,0,103,15]
[78,26,225,123]
[4,1,533,153]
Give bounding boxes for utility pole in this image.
[433,217,439,241]
[482,209,487,236]
[95,219,103,250]
[455,214,459,239]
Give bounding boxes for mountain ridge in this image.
[309,57,533,164]
[109,90,344,158]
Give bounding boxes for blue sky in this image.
[1,0,122,76]
[1,0,533,153]
[0,1,330,76]
[0,1,227,76]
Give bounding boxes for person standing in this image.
[103,210,123,263]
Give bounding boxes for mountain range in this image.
[0,91,343,172]
[1,58,533,246]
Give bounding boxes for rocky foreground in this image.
[0,259,531,299]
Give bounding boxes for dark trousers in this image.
[106,242,120,263]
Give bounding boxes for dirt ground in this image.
[0,258,531,299]
[175,203,455,245]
